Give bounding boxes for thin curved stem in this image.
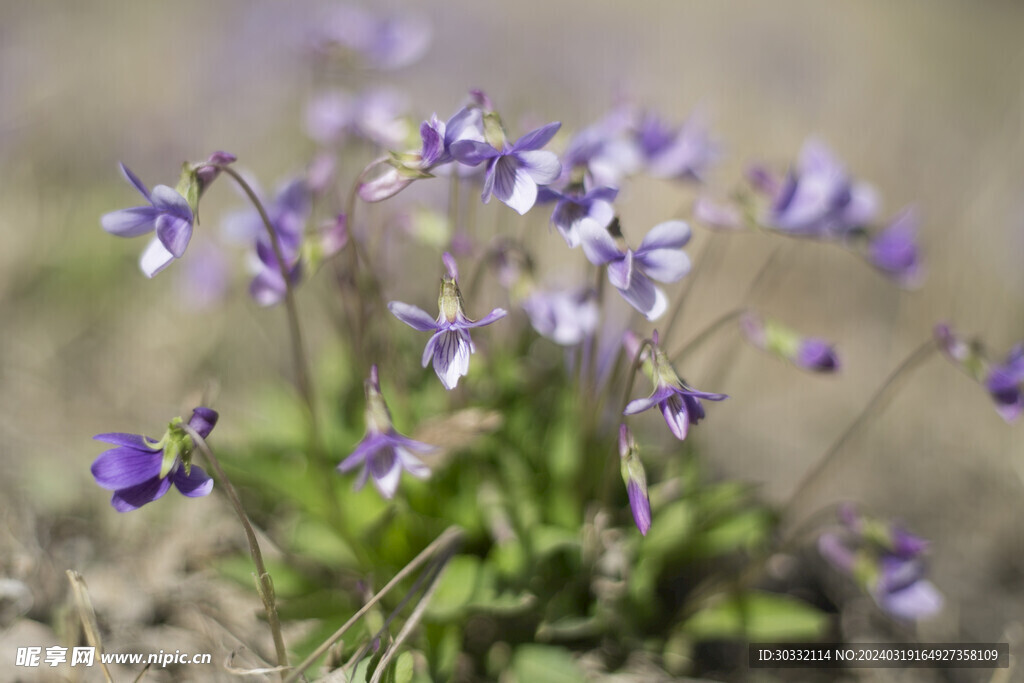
[282,527,464,683]
[782,338,939,521]
[182,424,289,673]
[671,308,746,364]
[210,165,316,428]
[660,233,719,349]
[601,337,656,504]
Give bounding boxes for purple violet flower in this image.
[623,331,727,441]
[521,287,600,346]
[619,425,651,536]
[561,104,641,188]
[389,253,507,390]
[739,312,840,373]
[579,218,692,321]
[636,109,720,181]
[306,88,410,149]
[91,407,217,512]
[450,121,562,215]
[311,5,431,70]
[536,182,617,248]
[101,164,195,278]
[865,208,923,287]
[933,323,1024,422]
[337,366,435,499]
[759,139,879,238]
[818,505,943,621]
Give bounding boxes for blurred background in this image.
[1,0,1022,679]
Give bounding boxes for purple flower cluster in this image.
[818,505,942,621]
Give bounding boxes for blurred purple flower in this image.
[693,196,744,231]
[579,219,692,321]
[561,104,641,187]
[223,177,311,307]
[101,164,194,278]
[619,425,651,536]
[338,366,435,499]
[636,110,719,181]
[91,408,217,512]
[985,345,1024,422]
[623,331,727,441]
[865,208,923,287]
[306,88,409,148]
[536,182,617,248]
[759,139,879,238]
[389,253,507,389]
[521,287,599,346]
[818,505,943,621]
[451,122,562,215]
[311,5,431,70]
[739,312,840,373]
[174,242,230,310]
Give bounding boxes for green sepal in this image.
[482,111,507,149]
[174,163,201,218]
[763,319,801,359]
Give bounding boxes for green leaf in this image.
[682,590,829,641]
[688,509,772,559]
[512,645,585,683]
[640,500,695,564]
[425,555,483,621]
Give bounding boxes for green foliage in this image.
[681,590,828,641]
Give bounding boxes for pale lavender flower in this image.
[760,139,879,238]
[739,312,840,373]
[619,425,651,536]
[536,182,617,248]
[623,331,727,441]
[337,366,435,499]
[91,408,217,512]
[311,5,431,70]
[818,505,943,621]
[561,105,642,187]
[693,196,745,231]
[389,253,507,390]
[306,88,409,148]
[450,122,562,215]
[579,218,692,321]
[866,208,923,287]
[636,110,719,181]
[521,287,599,346]
[101,164,194,278]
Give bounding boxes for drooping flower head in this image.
[450,115,562,215]
[618,424,652,536]
[389,253,507,390]
[933,323,1024,422]
[622,331,727,441]
[337,366,436,499]
[864,208,923,287]
[101,152,235,278]
[818,504,943,621]
[91,407,218,512]
[536,180,618,248]
[739,312,840,373]
[579,218,692,321]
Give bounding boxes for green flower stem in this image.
[211,165,316,427]
[600,337,655,505]
[670,308,746,364]
[282,527,465,683]
[181,424,289,673]
[782,338,939,522]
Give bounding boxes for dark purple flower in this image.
[337,366,435,499]
[636,110,719,181]
[866,208,923,287]
[818,505,942,621]
[760,139,879,238]
[623,331,727,440]
[389,253,507,390]
[536,182,617,248]
[91,408,217,512]
[450,121,562,215]
[739,312,840,373]
[101,164,195,278]
[619,425,651,536]
[521,287,599,346]
[985,345,1024,423]
[579,219,692,321]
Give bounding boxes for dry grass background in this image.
[0,1,1022,680]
